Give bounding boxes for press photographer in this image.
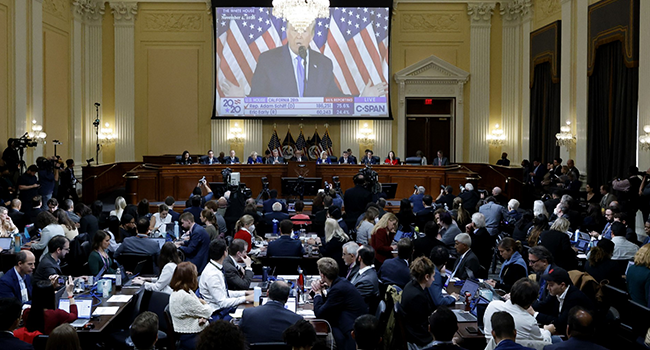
[36,156,61,204]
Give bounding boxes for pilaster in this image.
[31,0,44,159]
[14,0,27,138]
[638,0,650,172]
[340,120,360,157]
[467,2,495,163]
[70,2,84,167]
[575,0,588,177]
[521,7,533,161]
[111,2,137,162]
[243,120,263,159]
[559,0,572,162]
[211,119,230,155]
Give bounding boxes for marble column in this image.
[559,0,573,162]
[521,8,533,161]
[467,2,495,163]
[243,119,263,158]
[575,0,588,177]
[111,2,137,162]
[14,0,28,138]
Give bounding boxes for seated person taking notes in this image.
[267,219,304,258]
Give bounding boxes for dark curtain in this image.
[587,41,638,188]
[529,62,560,163]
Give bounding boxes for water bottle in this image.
[444,203,449,211]
[173,221,179,239]
[23,227,29,244]
[272,219,279,234]
[115,267,122,287]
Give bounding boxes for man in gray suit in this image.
[478,196,508,236]
[439,211,462,247]
[342,242,360,281]
[351,245,379,310]
[223,239,254,290]
[432,150,450,166]
[266,149,285,164]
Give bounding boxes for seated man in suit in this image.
[490,312,536,350]
[8,199,26,232]
[439,211,462,247]
[175,212,210,274]
[361,150,378,165]
[312,257,368,350]
[289,149,307,162]
[351,245,380,306]
[543,306,608,350]
[329,207,349,234]
[62,199,80,224]
[416,195,435,217]
[164,196,181,222]
[425,307,468,350]
[225,150,240,164]
[183,195,204,224]
[527,246,558,302]
[379,238,412,289]
[266,149,285,165]
[432,150,450,166]
[0,251,35,304]
[342,242,360,281]
[264,202,291,227]
[114,217,160,263]
[0,297,34,349]
[449,233,481,280]
[222,239,254,290]
[202,149,219,165]
[352,315,382,350]
[533,267,593,335]
[338,150,356,165]
[267,219,304,258]
[263,189,286,213]
[239,281,303,344]
[32,236,69,285]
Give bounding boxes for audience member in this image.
[486,238,528,292]
[165,196,181,222]
[31,211,64,259]
[410,186,426,213]
[599,184,616,210]
[415,195,435,229]
[290,200,312,225]
[428,246,459,308]
[45,324,81,350]
[423,307,467,350]
[283,319,318,350]
[201,209,219,241]
[28,195,45,225]
[351,245,380,309]
[449,233,480,280]
[356,206,379,245]
[0,297,33,349]
[133,241,180,294]
[130,311,158,350]
[479,197,508,236]
[268,219,304,257]
[264,202,291,227]
[312,257,367,350]
[329,206,348,234]
[262,189,285,213]
[458,183,480,214]
[222,239,254,290]
[453,197,472,230]
[240,281,303,343]
[169,262,214,350]
[527,214,549,247]
[542,306,608,350]
[88,230,117,276]
[0,206,18,237]
[343,175,373,229]
[584,239,625,288]
[465,212,493,270]
[184,195,204,224]
[353,315,382,350]
[149,204,171,237]
[539,218,577,271]
[610,221,639,260]
[17,165,39,217]
[175,212,210,273]
[0,251,35,303]
[32,236,68,285]
[397,198,417,230]
[438,211,462,247]
[528,246,556,301]
[370,213,398,265]
[435,186,456,210]
[379,238,412,288]
[54,209,77,240]
[414,221,444,259]
[626,243,650,307]
[8,199,26,232]
[196,320,246,350]
[401,256,436,349]
[114,217,160,262]
[19,279,77,339]
[318,218,350,275]
[110,196,127,220]
[76,203,99,241]
[342,241,360,281]
[490,312,535,350]
[233,214,256,253]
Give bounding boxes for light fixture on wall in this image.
[486,123,505,146]
[357,123,375,144]
[555,121,575,151]
[272,0,330,34]
[639,125,650,151]
[227,122,245,144]
[28,120,47,144]
[99,122,116,145]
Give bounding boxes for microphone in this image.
[94,102,100,107]
[298,46,307,59]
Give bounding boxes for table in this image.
[251,236,322,275]
[446,283,488,349]
[75,284,141,333]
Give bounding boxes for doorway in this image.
[405,98,454,161]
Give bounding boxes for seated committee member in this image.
[169,262,215,350]
[379,238,412,289]
[267,219,304,258]
[175,212,210,274]
[432,150,449,166]
[32,236,68,285]
[114,217,160,262]
[289,149,307,162]
[316,151,331,164]
[0,297,34,349]
[239,281,303,344]
[384,151,398,165]
[202,150,219,165]
[88,230,117,276]
[223,21,387,99]
[133,242,181,294]
[199,240,253,312]
[401,257,436,349]
[0,251,35,304]
[338,150,356,164]
[225,150,240,164]
[178,150,193,165]
[266,149,285,164]
[247,151,263,164]
[223,239,254,290]
[312,257,367,350]
[361,150,377,165]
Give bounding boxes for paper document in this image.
[297,310,315,318]
[230,308,244,318]
[70,319,89,328]
[92,306,120,316]
[107,295,133,303]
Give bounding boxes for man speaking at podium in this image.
[221,22,387,98]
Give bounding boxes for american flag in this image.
[321,128,333,156]
[310,129,323,158]
[267,128,283,156]
[216,7,389,100]
[295,129,307,150]
[282,129,296,156]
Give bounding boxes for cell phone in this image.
[465,326,479,334]
[57,275,68,284]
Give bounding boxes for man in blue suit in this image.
[0,297,34,349]
[379,238,412,289]
[263,202,290,227]
[267,220,304,258]
[0,251,35,304]
[312,257,368,350]
[239,281,303,344]
[409,186,426,213]
[165,196,180,222]
[491,312,535,350]
[262,189,287,213]
[176,212,210,273]
[224,150,240,164]
[183,195,204,224]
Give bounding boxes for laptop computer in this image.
[149,237,166,250]
[0,237,12,250]
[575,238,590,253]
[459,279,480,298]
[59,298,93,319]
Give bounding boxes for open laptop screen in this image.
[59,299,93,318]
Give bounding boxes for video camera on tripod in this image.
[356,165,382,194]
[9,133,37,149]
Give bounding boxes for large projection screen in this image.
[215,7,390,118]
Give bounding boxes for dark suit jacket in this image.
[344,262,360,281]
[413,235,445,259]
[343,185,373,223]
[313,277,368,350]
[168,209,180,222]
[183,206,203,225]
[401,280,434,346]
[451,249,481,280]
[531,164,547,187]
[534,285,594,332]
[494,339,534,350]
[544,198,561,217]
[239,300,303,344]
[361,156,378,165]
[539,230,578,271]
[352,267,379,299]
[180,224,210,274]
[470,227,494,270]
[263,211,291,227]
[337,219,349,234]
[0,332,34,350]
[458,190,480,214]
[32,254,62,285]
[542,336,608,350]
[266,156,285,164]
[222,255,253,290]
[379,258,411,288]
[267,235,304,258]
[201,156,219,165]
[114,236,160,262]
[289,156,308,162]
[432,157,450,166]
[263,198,287,213]
[225,156,240,164]
[249,46,346,98]
[0,268,32,302]
[338,156,357,164]
[8,209,26,231]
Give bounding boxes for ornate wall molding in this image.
[401,13,460,33]
[43,0,68,20]
[500,0,532,24]
[538,0,561,18]
[110,2,138,23]
[142,13,203,32]
[467,2,496,25]
[72,0,105,23]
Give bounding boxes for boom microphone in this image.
[94,102,100,107]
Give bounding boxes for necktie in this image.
[538,278,546,299]
[450,256,463,279]
[296,56,305,97]
[346,265,353,279]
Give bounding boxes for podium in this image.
[287,161,316,178]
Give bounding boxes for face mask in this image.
[248,224,255,233]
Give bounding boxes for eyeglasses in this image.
[529,258,540,264]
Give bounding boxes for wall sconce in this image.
[28,120,47,144]
[227,122,245,143]
[99,122,116,145]
[357,123,375,144]
[555,121,575,151]
[487,123,505,146]
[639,125,650,151]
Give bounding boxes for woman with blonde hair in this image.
[318,218,350,276]
[452,197,471,229]
[233,214,255,253]
[627,244,650,307]
[316,151,331,164]
[109,196,127,220]
[370,213,398,265]
[532,200,549,219]
[0,206,18,237]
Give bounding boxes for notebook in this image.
[59,298,93,318]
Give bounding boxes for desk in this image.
[77,285,140,333]
[446,283,487,350]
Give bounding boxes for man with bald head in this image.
[542,306,607,350]
[0,251,35,304]
[8,199,26,231]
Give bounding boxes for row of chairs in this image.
[601,285,650,350]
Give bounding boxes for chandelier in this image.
[272,0,330,33]
[640,125,650,151]
[357,123,375,144]
[28,120,47,144]
[99,122,116,145]
[227,122,245,143]
[555,121,575,151]
[487,123,505,146]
